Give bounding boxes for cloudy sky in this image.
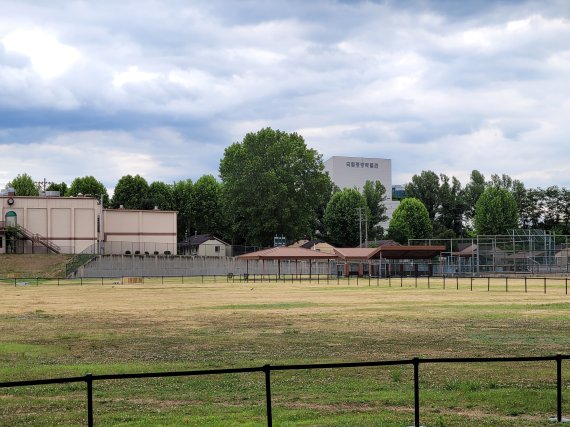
[0,0,569,193]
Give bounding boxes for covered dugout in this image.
[237,247,337,278]
[369,245,446,277]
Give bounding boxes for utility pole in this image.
[365,213,368,247]
[358,207,362,247]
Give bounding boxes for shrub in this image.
[154,251,159,255]
[134,250,140,255]
[125,251,131,255]
[164,250,171,255]
[144,251,149,255]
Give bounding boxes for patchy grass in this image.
[0,282,569,425]
[0,254,72,278]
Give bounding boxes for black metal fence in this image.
[1,355,568,426]
[1,274,569,295]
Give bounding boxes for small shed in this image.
[179,234,231,257]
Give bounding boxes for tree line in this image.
[5,128,570,247]
[399,170,570,241]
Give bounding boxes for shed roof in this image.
[237,246,336,260]
[183,234,229,246]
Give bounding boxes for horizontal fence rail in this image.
[1,355,569,426]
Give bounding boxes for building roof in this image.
[371,245,446,259]
[185,234,229,246]
[334,247,377,260]
[452,244,477,257]
[237,246,336,260]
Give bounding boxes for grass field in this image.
[1,279,569,426]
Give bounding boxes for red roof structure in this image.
[237,246,336,260]
[333,247,377,260]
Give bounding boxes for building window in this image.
[215,246,220,253]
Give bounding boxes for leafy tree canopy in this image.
[111,174,149,209]
[46,182,68,196]
[474,186,519,235]
[147,181,173,211]
[405,171,440,220]
[193,175,225,237]
[362,180,388,240]
[323,188,368,247]
[172,179,194,241]
[6,173,39,196]
[219,128,329,246]
[387,197,432,244]
[67,176,109,206]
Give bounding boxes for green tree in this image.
[6,173,39,196]
[46,181,68,196]
[192,175,225,236]
[111,174,149,209]
[67,176,109,206]
[387,198,432,244]
[314,175,338,239]
[219,128,330,246]
[405,171,440,221]
[323,188,368,247]
[147,181,173,211]
[474,186,519,235]
[463,170,486,226]
[172,179,194,240]
[362,180,388,239]
[436,174,466,236]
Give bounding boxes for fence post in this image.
[557,354,562,423]
[525,277,527,293]
[86,373,94,427]
[427,275,430,289]
[506,277,508,293]
[488,277,490,292]
[413,357,420,427]
[264,364,273,427]
[544,277,547,294]
[456,276,459,290]
[566,278,568,295]
[443,275,445,290]
[470,277,473,291]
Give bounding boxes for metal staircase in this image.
[14,225,61,254]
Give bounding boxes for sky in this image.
[0,0,569,193]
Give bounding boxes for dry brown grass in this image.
[0,254,72,278]
[1,280,569,426]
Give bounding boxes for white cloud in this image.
[1,28,80,79]
[113,66,159,88]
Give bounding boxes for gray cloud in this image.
[0,0,569,191]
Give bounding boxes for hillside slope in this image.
[0,254,72,278]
